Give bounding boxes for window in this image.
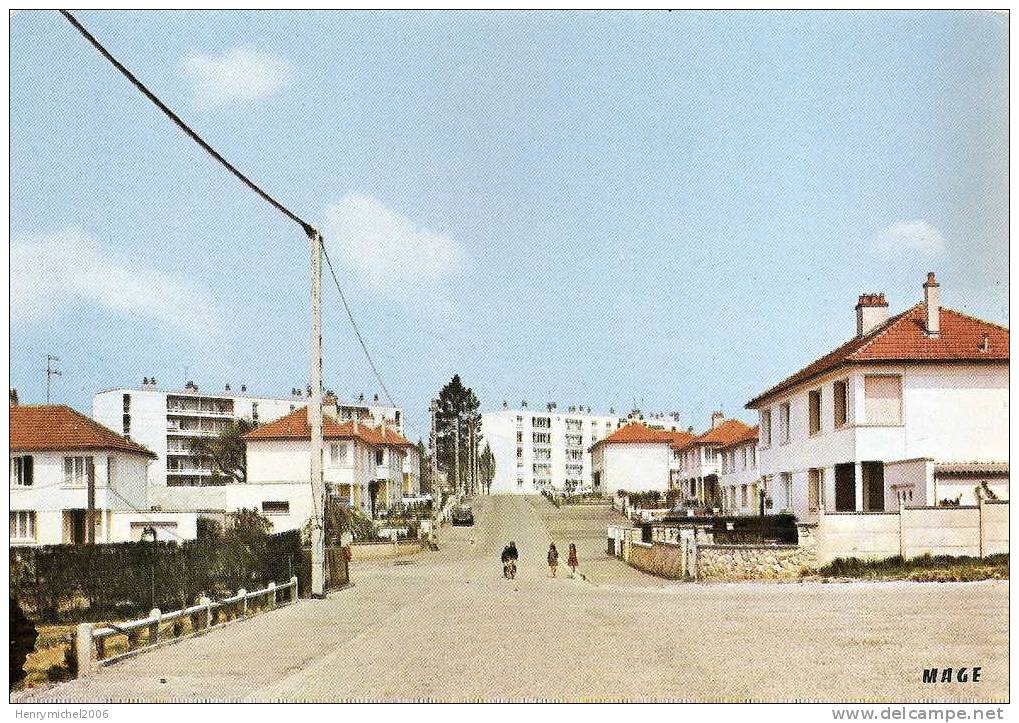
[760,409,772,446]
[740,485,748,507]
[750,446,756,467]
[375,449,385,466]
[330,442,350,466]
[10,511,36,541]
[534,448,551,461]
[533,416,551,429]
[252,402,260,423]
[106,456,116,488]
[122,393,131,412]
[782,472,793,511]
[516,415,523,427]
[261,501,290,515]
[808,389,821,435]
[741,447,748,469]
[516,446,523,458]
[565,418,582,432]
[566,449,582,461]
[565,434,583,447]
[864,375,902,425]
[532,432,551,445]
[779,403,791,445]
[11,456,33,487]
[533,463,551,476]
[516,431,523,443]
[63,456,94,487]
[808,468,824,513]
[516,478,524,488]
[833,380,848,427]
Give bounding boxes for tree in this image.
[433,375,482,494]
[190,419,256,484]
[479,442,495,494]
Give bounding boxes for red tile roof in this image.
[9,404,156,458]
[242,406,413,448]
[746,305,1009,408]
[675,418,754,452]
[590,422,678,451]
[719,425,759,451]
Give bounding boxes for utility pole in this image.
[454,417,461,497]
[309,230,326,598]
[44,355,61,403]
[468,422,475,496]
[429,399,439,491]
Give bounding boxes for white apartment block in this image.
[93,378,401,488]
[483,403,684,495]
[746,274,1009,520]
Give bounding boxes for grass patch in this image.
[813,553,1009,582]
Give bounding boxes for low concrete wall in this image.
[901,506,980,559]
[697,544,817,582]
[816,500,1009,564]
[982,501,1009,556]
[627,540,687,579]
[816,512,901,565]
[350,539,424,561]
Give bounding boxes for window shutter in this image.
[24,456,33,486]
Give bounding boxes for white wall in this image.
[719,440,759,514]
[753,362,1008,518]
[595,442,671,495]
[10,449,153,545]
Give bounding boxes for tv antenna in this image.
[45,355,62,403]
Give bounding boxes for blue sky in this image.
[10,10,1008,442]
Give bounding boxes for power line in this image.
[59,10,315,239]
[60,10,398,414]
[321,246,396,408]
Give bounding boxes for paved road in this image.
[16,495,1008,703]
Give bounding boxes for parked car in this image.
[451,506,475,527]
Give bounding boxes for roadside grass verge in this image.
[813,553,1009,582]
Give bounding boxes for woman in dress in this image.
[567,542,579,577]
[547,542,559,578]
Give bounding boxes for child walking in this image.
[547,542,559,578]
[568,542,579,577]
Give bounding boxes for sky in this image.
[9,10,1009,443]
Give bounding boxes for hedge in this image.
[10,529,302,623]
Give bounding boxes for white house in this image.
[746,273,1009,519]
[671,414,755,507]
[590,423,694,497]
[242,399,415,525]
[9,402,198,545]
[718,426,760,515]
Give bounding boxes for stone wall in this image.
[627,540,687,579]
[696,543,818,582]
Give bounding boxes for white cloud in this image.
[179,47,292,106]
[869,220,946,256]
[322,194,466,294]
[10,227,218,337]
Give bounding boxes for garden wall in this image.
[627,540,687,579]
[696,543,817,582]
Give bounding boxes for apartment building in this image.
[590,423,695,497]
[746,273,1009,519]
[671,414,754,506]
[93,379,401,488]
[9,402,199,545]
[718,426,760,515]
[243,400,416,520]
[482,404,685,495]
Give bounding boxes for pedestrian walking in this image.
[547,542,559,577]
[568,542,579,577]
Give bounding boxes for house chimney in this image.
[923,272,940,337]
[855,293,889,337]
[711,411,724,429]
[323,392,339,420]
[9,388,18,406]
